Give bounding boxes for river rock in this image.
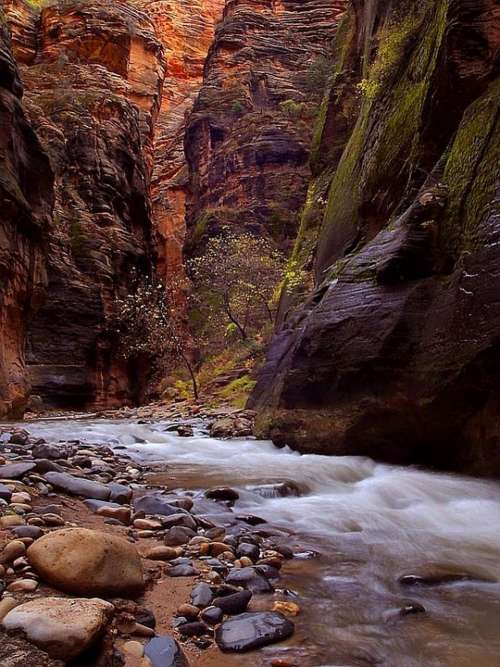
[176,425,193,437]
[161,512,197,530]
[108,482,132,504]
[33,460,66,474]
[209,418,235,439]
[191,581,213,608]
[165,526,196,546]
[213,590,252,614]
[31,443,76,460]
[205,487,239,502]
[215,612,294,652]
[0,483,12,501]
[134,493,180,516]
[168,563,199,577]
[27,528,144,596]
[0,462,36,479]
[43,472,110,500]
[2,597,114,660]
[144,635,187,667]
[201,606,223,625]
[237,543,259,561]
[12,526,44,540]
[142,546,179,561]
[226,567,274,593]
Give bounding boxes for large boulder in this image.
[2,597,113,660]
[27,528,144,596]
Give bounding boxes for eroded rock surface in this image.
[252,0,500,475]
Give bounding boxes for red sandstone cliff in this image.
[0,8,54,418]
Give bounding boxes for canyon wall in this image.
[251,0,500,475]
[0,8,54,418]
[0,0,223,413]
[184,0,346,253]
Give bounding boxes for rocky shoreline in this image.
[0,418,300,666]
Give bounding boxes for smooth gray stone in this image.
[191,582,213,608]
[43,472,110,500]
[0,462,36,479]
[134,493,180,516]
[144,636,187,667]
[108,482,132,504]
[168,564,199,577]
[215,612,294,652]
[225,567,274,593]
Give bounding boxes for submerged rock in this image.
[226,567,274,593]
[27,528,144,596]
[2,597,113,660]
[215,611,294,652]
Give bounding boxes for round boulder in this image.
[27,528,144,597]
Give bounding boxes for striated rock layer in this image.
[136,0,225,284]
[251,0,500,475]
[0,9,54,418]
[184,0,346,253]
[3,0,166,409]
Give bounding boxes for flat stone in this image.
[213,590,252,614]
[108,482,132,504]
[134,493,179,516]
[11,526,44,540]
[83,499,121,513]
[215,612,294,652]
[0,462,36,479]
[2,597,114,660]
[161,512,197,530]
[168,564,199,577]
[226,567,274,593]
[144,636,187,667]
[43,472,110,500]
[164,526,196,546]
[27,527,144,597]
[191,581,213,608]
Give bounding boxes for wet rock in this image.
[135,607,156,629]
[176,604,199,620]
[399,572,490,587]
[205,487,239,502]
[226,567,274,593]
[11,526,43,540]
[209,418,235,439]
[168,564,199,577]
[8,432,30,447]
[33,460,66,474]
[43,472,110,500]
[108,483,132,504]
[237,543,259,561]
[144,635,187,667]
[177,621,208,637]
[27,528,144,596]
[0,484,12,501]
[272,601,300,616]
[142,546,179,561]
[31,443,76,460]
[161,513,197,530]
[134,493,180,517]
[191,581,213,608]
[165,526,196,546]
[400,603,426,616]
[0,462,36,479]
[176,425,193,437]
[213,590,252,615]
[236,514,266,526]
[215,612,294,652]
[2,597,114,661]
[248,482,301,498]
[201,606,223,625]
[255,564,281,580]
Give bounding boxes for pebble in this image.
[272,601,301,616]
[0,598,18,621]
[123,640,144,658]
[2,540,26,562]
[41,513,65,526]
[168,564,199,577]
[201,606,223,625]
[141,546,180,561]
[96,506,131,525]
[133,519,162,530]
[0,515,25,528]
[11,492,32,504]
[191,581,213,608]
[176,604,200,620]
[7,578,38,592]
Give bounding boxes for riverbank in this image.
[0,420,299,666]
[2,417,500,666]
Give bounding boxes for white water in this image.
[18,418,500,666]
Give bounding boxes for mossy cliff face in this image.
[0,10,53,418]
[251,0,500,475]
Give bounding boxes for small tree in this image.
[188,230,286,342]
[113,276,200,400]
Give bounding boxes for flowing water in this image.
[20,419,500,666]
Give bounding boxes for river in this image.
[20,418,500,666]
